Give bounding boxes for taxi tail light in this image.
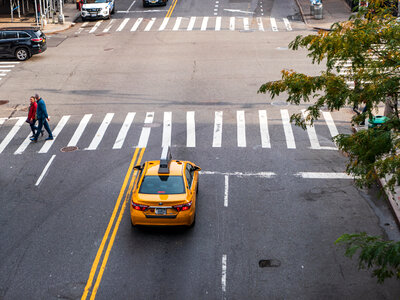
[31,37,43,42]
[131,201,148,211]
[173,201,192,212]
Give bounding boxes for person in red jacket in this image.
[27,96,43,138]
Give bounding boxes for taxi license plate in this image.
[155,208,167,215]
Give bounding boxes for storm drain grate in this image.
[259,259,281,268]
[0,100,9,105]
[60,146,78,152]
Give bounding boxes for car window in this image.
[18,32,30,38]
[33,30,43,38]
[139,175,185,194]
[3,32,18,39]
[95,0,107,3]
[185,164,193,189]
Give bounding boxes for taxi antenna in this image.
[159,146,172,174]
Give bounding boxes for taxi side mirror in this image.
[134,165,142,170]
[193,166,201,171]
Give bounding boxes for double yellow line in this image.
[81,147,146,300]
[165,0,178,18]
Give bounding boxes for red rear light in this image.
[31,37,43,42]
[131,201,148,211]
[173,201,192,212]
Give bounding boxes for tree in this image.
[257,0,400,282]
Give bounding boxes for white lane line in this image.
[39,115,70,154]
[258,110,271,148]
[67,114,92,147]
[229,16,235,31]
[158,17,169,31]
[0,65,15,68]
[222,254,227,293]
[243,17,249,30]
[322,111,339,138]
[0,74,6,76]
[173,17,182,31]
[257,17,264,31]
[116,18,130,31]
[131,18,143,31]
[103,19,115,32]
[35,154,56,186]
[144,18,156,31]
[237,111,246,147]
[215,16,222,31]
[212,111,223,147]
[186,111,196,147]
[281,109,296,149]
[0,70,11,72]
[113,112,135,149]
[126,0,136,12]
[270,17,278,31]
[14,133,31,155]
[0,62,19,64]
[201,16,208,31]
[200,171,276,177]
[137,112,154,148]
[283,18,292,31]
[0,117,25,154]
[224,175,229,207]
[162,112,172,147]
[85,113,114,150]
[89,20,103,33]
[295,172,353,179]
[301,110,321,150]
[187,16,196,31]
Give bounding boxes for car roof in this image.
[144,160,185,176]
[0,27,40,31]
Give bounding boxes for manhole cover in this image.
[60,146,78,152]
[0,100,9,105]
[259,259,281,268]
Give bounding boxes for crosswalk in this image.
[0,109,341,155]
[75,16,303,34]
[0,62,20,84]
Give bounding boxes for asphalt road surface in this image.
[1,0,400,299]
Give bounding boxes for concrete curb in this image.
[42,11,80,34]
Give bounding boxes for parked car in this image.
[0,27,47,61]
[143,0,167,7]
[81,0,115,21]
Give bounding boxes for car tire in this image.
[111,6,115,14]
[82,17,86,22]
[143,0,147,7]
[15,48,29,61]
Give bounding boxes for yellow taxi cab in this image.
[130,147,201,227]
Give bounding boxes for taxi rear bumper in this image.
[130,207,195,226]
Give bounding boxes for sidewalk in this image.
[295,0,353,30]
[0,2,80,34]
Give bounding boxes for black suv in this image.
[0,27,47,61]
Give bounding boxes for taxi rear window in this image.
[139,175,185,194]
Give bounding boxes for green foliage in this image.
[335,233,400,283]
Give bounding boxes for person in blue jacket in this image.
[30,94,53,142]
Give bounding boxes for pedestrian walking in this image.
[30,94,53,142]
[26,96,41,138]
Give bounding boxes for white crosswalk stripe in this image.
[257,17,264,31]
[0,110,340,155]
[131,18,143,31]
[116,17,130,31]
[283,18,292,31]
[103,19,115,32]
[89,20,102,33]
[229,17,235,31]
[173,17,182,31]
[270,17,278,32]
[144,18,156,31]
[159,17,169,31]
[201,17,209,31]
[243,18,250,31]
[187,16,196,31]
[0,62,21,85]
[215,16,222,31]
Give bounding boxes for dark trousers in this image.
[34,118,53,140]
[29,121,37,135]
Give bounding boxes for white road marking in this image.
[67,114,92,147]
[283,18,292,31]
[137,112,154,148]
[295,172,353,179]
[215,16,221,31]
[270,17,278,31]
[212,111,223,147]
[0,117,25,154]
[162,112,172,147]
[222,254,227,293]
[257,17,264,31]
[258,110,271,148]
[281,109,296,149]
[38,115,70,154]
[0,70,11,72]
[200,171,276,177]
[0,62,19,64]
[186,111,195,147]
[173,17,182,31]
[126,0,136,12]
[0,118,6,125]
[201,16,208,30]
[35,154,56,186]
[301,109,321,150]
[14,133,32,155]
[243,17,249,30]
[229,16,235,31]
[0,65,15,68]
[103,19,115,32]
[116,18,130,31]
[86,113,114,150]
[89,20,102,33]
[131,18,143,31]
[0,74,6,76]
[223,9,254,14]
[144,18,156,31]
[237,110,246,147]
[158,17,169,31]
[322,111,340,138]
[113,112,135,149]
[187,16,196,31]
[224,175,229,207]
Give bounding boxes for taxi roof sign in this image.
[158,146,172,174]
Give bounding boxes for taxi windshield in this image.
[139,175,185,194]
